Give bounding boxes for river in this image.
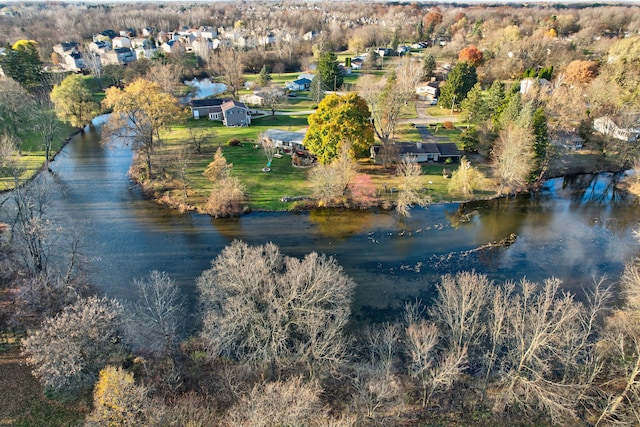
[5,121,640,322]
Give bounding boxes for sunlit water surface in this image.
[4,120,639,323]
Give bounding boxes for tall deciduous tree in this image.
[197,241,355,375]
[102,79,183,177]
[492,124,535,193]
[22,296,125,395]
[209,47,244,100]
[395,156,429,217]
[129,270,185,357]
[50,74,100,130]
[458,45,484,66]
[439,62,477,111]
[304,93,374,164]
[359,58,424,145]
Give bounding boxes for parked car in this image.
[430,98,438,105]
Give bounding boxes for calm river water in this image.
[8,121,640,322]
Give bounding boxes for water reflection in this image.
[2,119,639,323]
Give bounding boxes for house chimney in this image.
[416,142,422,150]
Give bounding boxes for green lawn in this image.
[0,122,77,191]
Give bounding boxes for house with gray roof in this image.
[190,98,251,127]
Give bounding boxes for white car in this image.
[430,98,438,105]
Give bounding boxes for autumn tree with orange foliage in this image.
[564,60,598,84]
[458,45,484,66]
[102,79,184,177]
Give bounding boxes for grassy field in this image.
[0,344,88,426]
[0,121,77,191]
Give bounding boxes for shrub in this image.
[443,121,455,130]
[227,138,241,146]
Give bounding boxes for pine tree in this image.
[258,65,272,87]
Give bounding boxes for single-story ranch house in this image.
[372,142,462,163]
[261,129,307,152]
[190,99,251,127]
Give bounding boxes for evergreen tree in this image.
[0,40,44,92]
[439,62,477,110]
[460,83,488,125]
[422,52,436,79]
[316,50,343,91]
[531,107,549,180]
[258,65,272,87]
[364,47,379,70]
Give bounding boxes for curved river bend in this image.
[10,122,640,322]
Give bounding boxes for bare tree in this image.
[205,176,246,218]
[81,49,104,90]
[261,86,286,116]
[358,58,423,145]
[404,310,466,408]
[31,98,60,167]
[174,142,191,203]
[225,377,331,427]
[260,134,276,170]
[209,47,244,100]
[492,124,535,194]
[429,271,492,355]
[197,241,355,376]
[493,278,584,423]
[595,310,640,426]
[186,126,210,155]
[22,296,125,395]
[309,145,358,206]
[395,156,429,217]
[128,270,185,357]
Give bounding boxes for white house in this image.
[112,36,131,49]
[286,78,312,91]
[594,117,640,142]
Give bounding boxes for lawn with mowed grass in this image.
[0,121,77,191]
[158,112,499,211]
[160,114,313,211]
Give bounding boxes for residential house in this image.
[93,30,118,42]
[520,78,551,96]
[286,77,312,91]
[261,129,307,152]
[102,47,136,65]
[63,52,85,71]
[53,41,79,56]
[373,142,461,163]
[221,100,251,127]
[161,40,182,55]
[240,92,266,106]
[190,99,251,127]
[199,26,217,39]
[416,81,441,100]
[112,36,131,49]
[351,57,364,70]
[89,40,111,54]
[303,31,319,41]
[593,116,640,142]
